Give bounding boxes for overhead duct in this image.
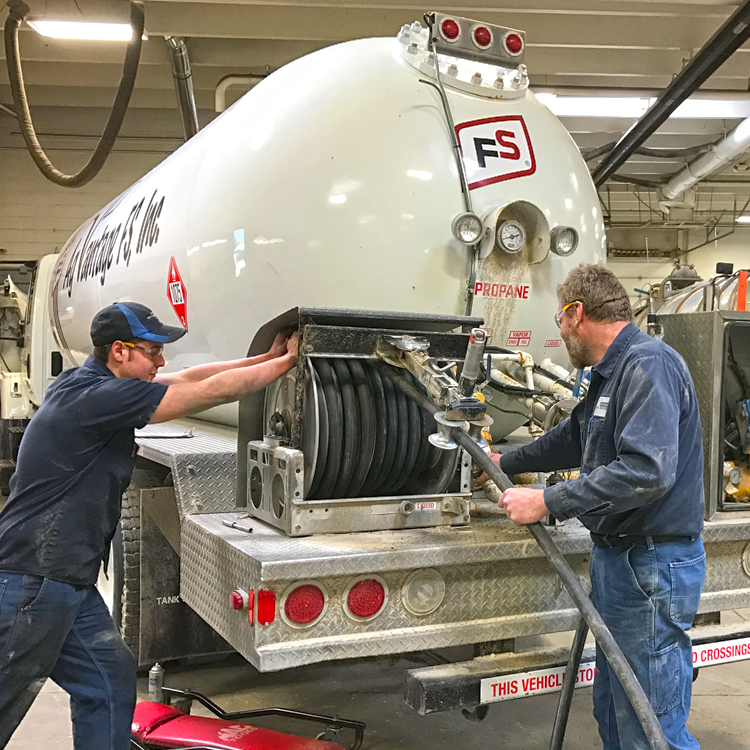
[215,75,264,113]
[165,36,199,141]
[661,118,750,200]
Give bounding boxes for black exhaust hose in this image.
[4,1,145,187]
[549,617,589,750]
[381,368,669,750]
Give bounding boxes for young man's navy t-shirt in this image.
[0,356,167,586]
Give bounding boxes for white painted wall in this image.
[684,228,750,279]
[0,107,203,261]
[607,257,675,306]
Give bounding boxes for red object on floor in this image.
[132,701,348,750]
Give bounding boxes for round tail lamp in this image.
[472,26,492,49]
[344,576,388,620]
[440,18,460,42]
[504,33,524,56]
[281,581,327,627]
[401,568,446,616]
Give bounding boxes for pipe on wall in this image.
[215,75,265,113]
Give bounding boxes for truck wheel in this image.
[113,467,162,665]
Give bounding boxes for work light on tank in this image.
[550,226,579,257]
[451,212,483,245]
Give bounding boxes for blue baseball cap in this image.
[90,302,186,347]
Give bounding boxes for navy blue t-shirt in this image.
[0,356,167,585]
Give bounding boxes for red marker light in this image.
[229,589,247,610]
[505,33,523,55]
[257,588,276,625]
[441,18,460,41]
[248,588,255,624]
[473,26,492,48]
[284,584,325,625]
[346,578,386,619]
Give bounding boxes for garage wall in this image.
[684,228,750,279]
[0,107,195,261]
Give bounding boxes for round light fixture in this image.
[344,575,388,621]
[401,568,446,616]
[550,226,579,257]
[496,220,526,254]
[504,33,524,55]
[440,18,460,42]
[280,581,328,627]
[472,25,492,49]
[452,212,484,245]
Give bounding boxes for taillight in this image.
[504,33,523,55]
[401,569,446,616]
[440,18,460,42]
[281,582,327,627]
[248,588,255,624]
[345,576,387,620]
[257,588,276,625]
[472,26,492,49]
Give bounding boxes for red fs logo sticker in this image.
[455,115,536,190]
[167,256,188,331]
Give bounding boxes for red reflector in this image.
[257,588,276,625]
[473,26,492,48]
[248,588,255,624]
[229,590,245,610]
[505,33,523,54]
[284,584,325,625]
[441,18,460,40]
[347,579,385,619]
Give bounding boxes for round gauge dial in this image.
[497,221,526,254]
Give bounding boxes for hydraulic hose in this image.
[4,0,145,187]
[380,368,670,750]
[549,618,589,750]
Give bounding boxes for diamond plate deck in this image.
[180,513,750,672]
[136,419,237,515]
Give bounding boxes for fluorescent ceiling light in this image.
[27,20,141,41]
[536,93,750,120]
[735,216,750,223]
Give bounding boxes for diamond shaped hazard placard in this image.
[167,256,188,331]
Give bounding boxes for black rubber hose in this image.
[549,618,590,750]
[379,381,410,494]
[4,1,145,187]
[331,359,360,498]
[382,369,670,750]
[361,364,388,495]
[305,360,328,499]
[312,359,342,500]
[375,375,399,494]
[345,359,376,497]
[389,382,422,494]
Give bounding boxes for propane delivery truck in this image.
[2,11,750,724]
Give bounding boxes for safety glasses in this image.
[121,341,165,362]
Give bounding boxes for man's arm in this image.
[543,353,682,522]
[150,339,297,423]
[499,399,584,476]
[154,332,291,386]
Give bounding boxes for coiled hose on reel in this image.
[4,0,144,187]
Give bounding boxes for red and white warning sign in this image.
[455,115,536,190]
[480,635,750,704]
[545,339,562,348]
[474,281,530,300]
[507,330,531,347]
[167,256,188,331]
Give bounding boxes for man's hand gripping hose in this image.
[378,366,670,750]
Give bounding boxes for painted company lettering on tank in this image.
[59,190,165,296]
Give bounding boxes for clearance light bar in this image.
[431,12,525,68]
[27,20,146,41]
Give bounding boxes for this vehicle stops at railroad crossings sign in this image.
[167,256,188,330]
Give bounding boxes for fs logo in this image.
[455,115,536,190]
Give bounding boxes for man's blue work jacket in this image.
[500,323,705,537]
[0,356,167,586]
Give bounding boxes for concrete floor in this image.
[7,610,750,749]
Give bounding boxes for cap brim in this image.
[140,325,187,344]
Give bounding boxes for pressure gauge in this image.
[497,220,526,254]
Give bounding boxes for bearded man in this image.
[493,264,705,750]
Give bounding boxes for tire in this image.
[113,467,163,665]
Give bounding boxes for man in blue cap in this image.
[0,301,297,750]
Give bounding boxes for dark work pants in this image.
[590,537,706,750]
[0,572,136,750]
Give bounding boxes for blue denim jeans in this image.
[590,536,706,750]
[0,572,136,750]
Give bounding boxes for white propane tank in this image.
[50,25,605,434]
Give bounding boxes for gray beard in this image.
[562,330,596,370]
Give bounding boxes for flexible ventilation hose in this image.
[4,0,145,187]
